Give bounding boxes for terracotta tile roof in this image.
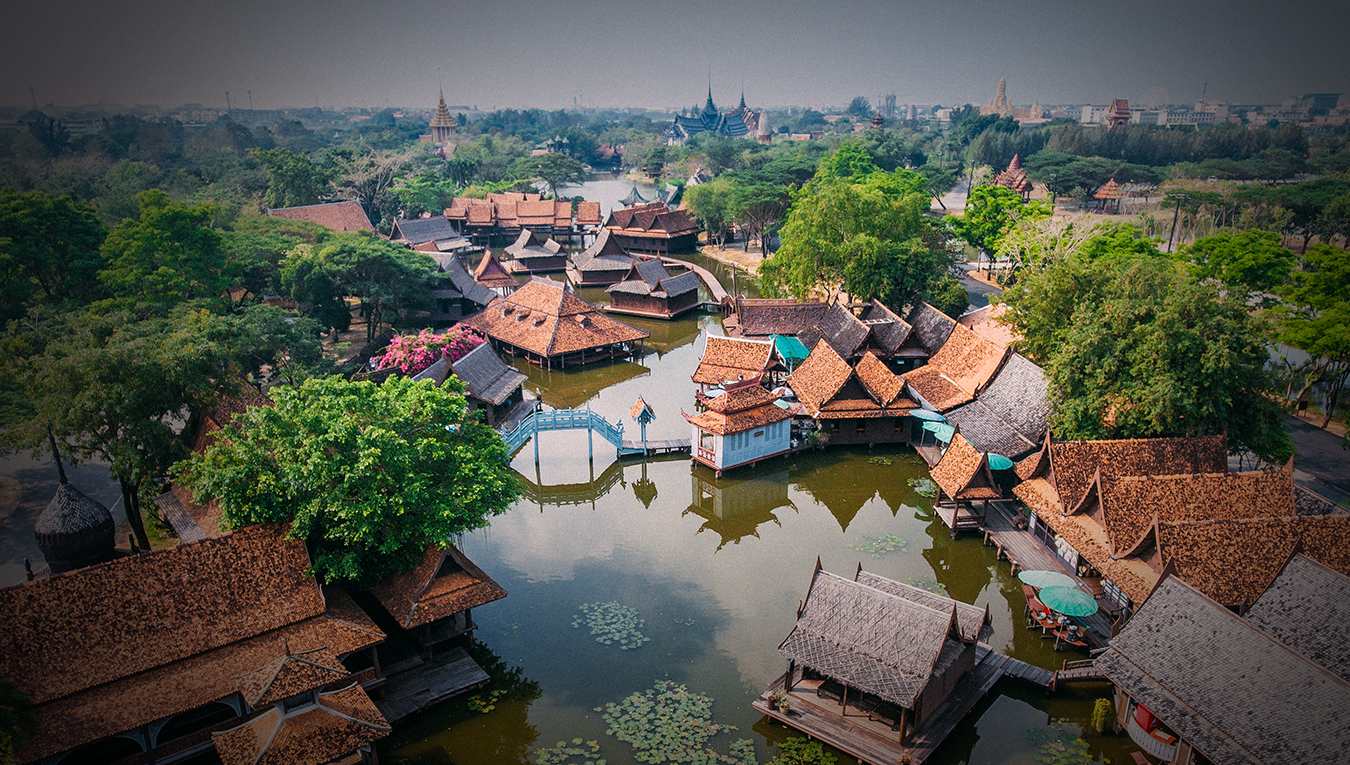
[859,300,912,354]
[370,545,506,629]
[1015,478,1159,604]
[930,433,1001,500]
[630,397,654,420]
[267,201,373,233]
[693,335,774,385]
[734,299,828,337]
[555,200,573,227]
[1158,515,1350,609]
[957,303,1020,348]
[605,202,699,236]
[213,683,390,765]
[904,302,956,355]
[927,322,1008,395]
[461,279,648,358]
[1049,436,1229,514]
[786,340,854,416]
[684,398,791,436]
[237,646,349,707]
[466,201,495,225]
[0,525,323,707]
[473,251,519,289]
[516,199,557,227]
[575,201,602,226]
[444,198,470,219]
[1101,467,1296,556]
[900,364,973,412]
[854,352,905,406]
[495,201,519,227]
[703,383,777,414]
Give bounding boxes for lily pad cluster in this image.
[907,578,948,595]
[1023,724,1107,765]
[573,602,650,649]
[907,477,938,498]
[867,456,893,466]
[849,534,908,558]
[535,738,605,765]
[597,680,755,764]
[467,688,505,713]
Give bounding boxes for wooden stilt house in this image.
[605,256,701,319]
[503,230,568,273]
[929,431,1001,536]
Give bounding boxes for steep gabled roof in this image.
[451,343,527,406]
[904,302,957,354]
[943,400,1039,459]
[473,251,519,289]
[930,433,1001,500]
[777,569,958,710]
[1047,435,1229,514]
[957,303,1020,348]
[683,385,791,435]
[788,341,915,418]
[734,299,829,336]
[267,201,373,233]
[429,251,496,306]
[573,229,633,272]
[854,352,905,406]
[461,278,649,358]
[900,364,973,412]
[855,570,992,644]
[859,299,912,354]
[392,216,457,245]
[237,646,349,708]
[693,335,775,386]
[369,545,506,629]
[926,322,1008,396]
[786,340,855,416]
[575,201,602,226]
[974,352,1049,440]
[503,229,563,259]
[213,682,390,765]
[1245,554,1350,683]
[800,302,871,358]
[1094,576,1350,765]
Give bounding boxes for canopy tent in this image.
[985,453,1015,470]
[771,334,810,369]
[922,421,955,442]
[910,409,946,422]
[1017,570,1078,589]
[1038,585,1099,617]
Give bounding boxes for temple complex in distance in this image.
[671,86,769,144]
[981,78,1046,124]
[423,88,457,148]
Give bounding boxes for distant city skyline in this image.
[3,0,1347,114]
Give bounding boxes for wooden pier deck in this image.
[980,501,1115,647]
[375,647,489,722]
[935,502,985,536]
[754,645,1052,765]
[620,437,691,454]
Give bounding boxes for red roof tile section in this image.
[693,336,775,385]
[930,433,1001,500]
[267,201,373,233]
[370,545,507,629]
[213,682,390,765]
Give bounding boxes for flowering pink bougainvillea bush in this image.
[374,325,485,376]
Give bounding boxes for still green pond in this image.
[382,258,1132,765]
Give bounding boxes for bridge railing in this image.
[498,406,627,454]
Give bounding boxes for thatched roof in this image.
[34,481,115,571]
[777,569,959,709]
[855,570,991,643]
[1094,575,1350,765]
[930,433,1000,500]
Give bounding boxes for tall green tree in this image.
[2,306,241,549]
[760,148,951,305]
[728,181,789,254]
[0,189,107,321]
[251,147,329,208]
[955,185,1051,260]
[97,190,234,315]
[1182,230,1294,302]
[282,232,437,340]
[1011,255,1291,462]
[511,152,586,198]
[683,177,733,246]
[1274,243,1350,428]
[173,375,520,586]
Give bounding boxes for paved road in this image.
[1283,415,1350,502]
[958,263,1001,309]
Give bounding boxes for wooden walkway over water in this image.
[376,647,489,722]
[754,645,1054,765]
[659,256,729,303]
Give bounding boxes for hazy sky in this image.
[3,0,1347,112]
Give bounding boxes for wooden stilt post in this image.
[841,685,848,714]
[898,708,907,743]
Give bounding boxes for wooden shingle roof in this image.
[392,216,457,245]
[267,201,373,233]
[859,299,912,354]
[957,303,1020,348]
[573,229,634,272]
[930,433,1001,500]
[778,569,958,710]
[461,278,649,358]
[733,298,829,337]
[788,341,915,419]
[504,229,563,259]
[899,364,973,412]
[786,340,855,416]
[904,302,956,355]
[1047,435,1229,514]
[1245,554,1350,683]
[683,385,791,435]
[692,335,775,385]
[926,322,1008,396]
[451,343,527,406]
[213,682,390,765]
[370,545,506,629]
[1094,575,1350,765]
[473,251,520,289]
[799,302,872,358]
[855,570,991,643]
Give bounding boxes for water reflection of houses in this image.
[684,468,794,549]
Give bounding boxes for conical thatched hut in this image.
[34,481,116,574]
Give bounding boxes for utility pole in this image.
[225,91,231,113]
[247,90,253,110]
[29,86,37,110]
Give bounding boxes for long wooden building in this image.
[605,256,701,319]
[603,202,700,254]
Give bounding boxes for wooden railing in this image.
[499,406,628,453]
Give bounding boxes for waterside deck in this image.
[375,647,489,722]
[754,646,1052,765]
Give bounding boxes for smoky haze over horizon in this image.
[2,0,1348,113]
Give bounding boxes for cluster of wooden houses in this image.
[700,296,1350,765]
[0,391,514,765]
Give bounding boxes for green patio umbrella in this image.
[1017,570,1078,589]
[985,453,1015,470]
[1037,585,1099,617]
[922,421,955,442]
[910,409,946,422]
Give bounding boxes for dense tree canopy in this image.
[0,189,107,321]
[1273,243,1350,428]
[174,375,520,585]
[511,152,586,197]
[251,147,329,209]
[954,185,1051,257]
[1181,230,1295,301]
[282,232,437,339]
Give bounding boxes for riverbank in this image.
[698,241,766,276]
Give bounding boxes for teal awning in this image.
[986,453,1015,470]
[772,334,810,365]
[922,421,955,442]
[910,408,946,422]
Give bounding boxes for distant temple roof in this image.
[267,201,373,233]
[672,87,753,139]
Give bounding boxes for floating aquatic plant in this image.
[597,680,754,764]
[849,534,908,558]
[467,688,504,713]
[867,456,893,466]
[534,737,604,765]
[1023,724,1108,765]
[573,602,650,649]
[907,477,938,498]
[907,578,948,595]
